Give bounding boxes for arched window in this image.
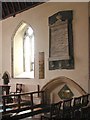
[24,27,34,72]
[12,22,34,78]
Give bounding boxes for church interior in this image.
[0,1,90,120]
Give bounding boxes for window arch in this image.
[12,22,34,78]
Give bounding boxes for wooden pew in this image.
[0,90,48,119]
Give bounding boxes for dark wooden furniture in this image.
[0,93,90,120]
[10,83,24,94]
[81,105,90,120]
[81,94,89,107]
[1,91,46,120]
[41,101,62,120]
[16,83,23,93]
[62,98,73,120]
[10,83,24,102]
[81,94,90,120]
[0,85,10,95]
[72,96,82,120]
[73,96,82,110]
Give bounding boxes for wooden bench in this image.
[0,90,47,119]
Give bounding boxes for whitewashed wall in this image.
[88,2,90,94]
[2,2,89,93]
[0,21,3,84]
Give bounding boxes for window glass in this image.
[12,23,34,78]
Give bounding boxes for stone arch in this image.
[41,76,86,103]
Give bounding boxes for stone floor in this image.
[21,114,41,120]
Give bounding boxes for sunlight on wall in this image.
[13,22,34,78]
